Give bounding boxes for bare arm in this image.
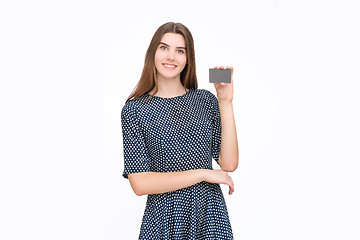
[218,100,239,172]
[214,66,239,172]
[128,169,234,196]
[128,169,206,196]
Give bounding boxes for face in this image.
[154,33,187,81]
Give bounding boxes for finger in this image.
[228,178,234,193]
[214,66,219,69]
[225,66,233,74]
[219,66,224,69]
[226,178,234,194]
[229,180,234,192]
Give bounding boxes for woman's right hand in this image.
[203,169,235,195]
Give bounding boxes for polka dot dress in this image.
[121,88,234,239]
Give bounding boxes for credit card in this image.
[209,68,231,83]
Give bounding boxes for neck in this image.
[151,75,187,98]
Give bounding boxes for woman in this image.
[121,22,239,239]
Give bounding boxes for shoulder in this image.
[193,88,218,105]
[121,99,140,120]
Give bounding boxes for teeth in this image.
[163,64,176,68]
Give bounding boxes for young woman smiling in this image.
[121,22,238,239]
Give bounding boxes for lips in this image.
[162,63,177,69]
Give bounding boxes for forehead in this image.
[160,33,185,47]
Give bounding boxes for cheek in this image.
[180,55,187,67]
[154,51,164,64]
[177,53,186,63]
[154,53,160,64]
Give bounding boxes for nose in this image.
[166,50,175,61]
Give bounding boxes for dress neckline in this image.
[147,88,193,100]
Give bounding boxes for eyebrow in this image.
[159,42,186,50]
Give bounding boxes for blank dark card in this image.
[209,68,231,83]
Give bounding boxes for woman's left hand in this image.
[213,66,234,103]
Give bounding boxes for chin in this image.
[159,73,181,80]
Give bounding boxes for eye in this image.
[177,50,185,54]
[160,46,167,50]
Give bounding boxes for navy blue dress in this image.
[121,88,233,239]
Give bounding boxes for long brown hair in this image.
[125,22,198,103]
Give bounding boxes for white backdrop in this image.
[1,0,359,239]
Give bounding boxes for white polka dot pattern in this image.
[121,88,233,239]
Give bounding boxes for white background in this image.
[1,0,359,239]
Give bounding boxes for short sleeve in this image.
[121,102,150,179]
[210,92,222,164]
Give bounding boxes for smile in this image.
[162,63,177,69]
